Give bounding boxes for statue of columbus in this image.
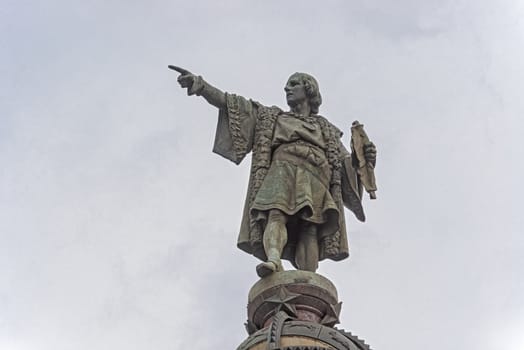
[170,66,377,278]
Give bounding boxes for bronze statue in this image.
[169,66,377,278]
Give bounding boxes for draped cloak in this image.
[212,93,366,266]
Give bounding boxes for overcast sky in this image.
[1,1,524,349]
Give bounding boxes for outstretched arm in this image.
[168,65,226,109]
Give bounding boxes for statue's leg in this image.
[257,209,288,277]
[295,222,319,272]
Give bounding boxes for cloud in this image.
[1,1,523,350]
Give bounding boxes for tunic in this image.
[251,114,338,230]
[212,93,365,266]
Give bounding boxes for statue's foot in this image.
[256,261,278,278]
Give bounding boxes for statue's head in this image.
[285,72,322,114]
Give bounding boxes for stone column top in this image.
[249,270,338,302]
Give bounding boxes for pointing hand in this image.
[168,65,197,89]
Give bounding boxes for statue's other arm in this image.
[339,143,365,221]
[339,139,377,221]
[168,65,226,109]
[350,121,377,199]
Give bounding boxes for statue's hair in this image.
[290,72,322,114]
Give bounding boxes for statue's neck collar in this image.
[287,111,316,118]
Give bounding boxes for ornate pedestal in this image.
[237,271,371,350]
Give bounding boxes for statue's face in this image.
[285,75,307,107]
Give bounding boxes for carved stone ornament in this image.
[236,320,372,350]
[247,271,340,331]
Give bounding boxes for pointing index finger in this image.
[168,65,191,75]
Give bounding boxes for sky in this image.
[1,0,524,349]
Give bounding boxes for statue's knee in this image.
[268,209,286,224]
[301,222,318,239]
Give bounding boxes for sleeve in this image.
[212,93,259,165]
[339,143,366,222]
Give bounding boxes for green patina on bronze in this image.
[169,66,377,278]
